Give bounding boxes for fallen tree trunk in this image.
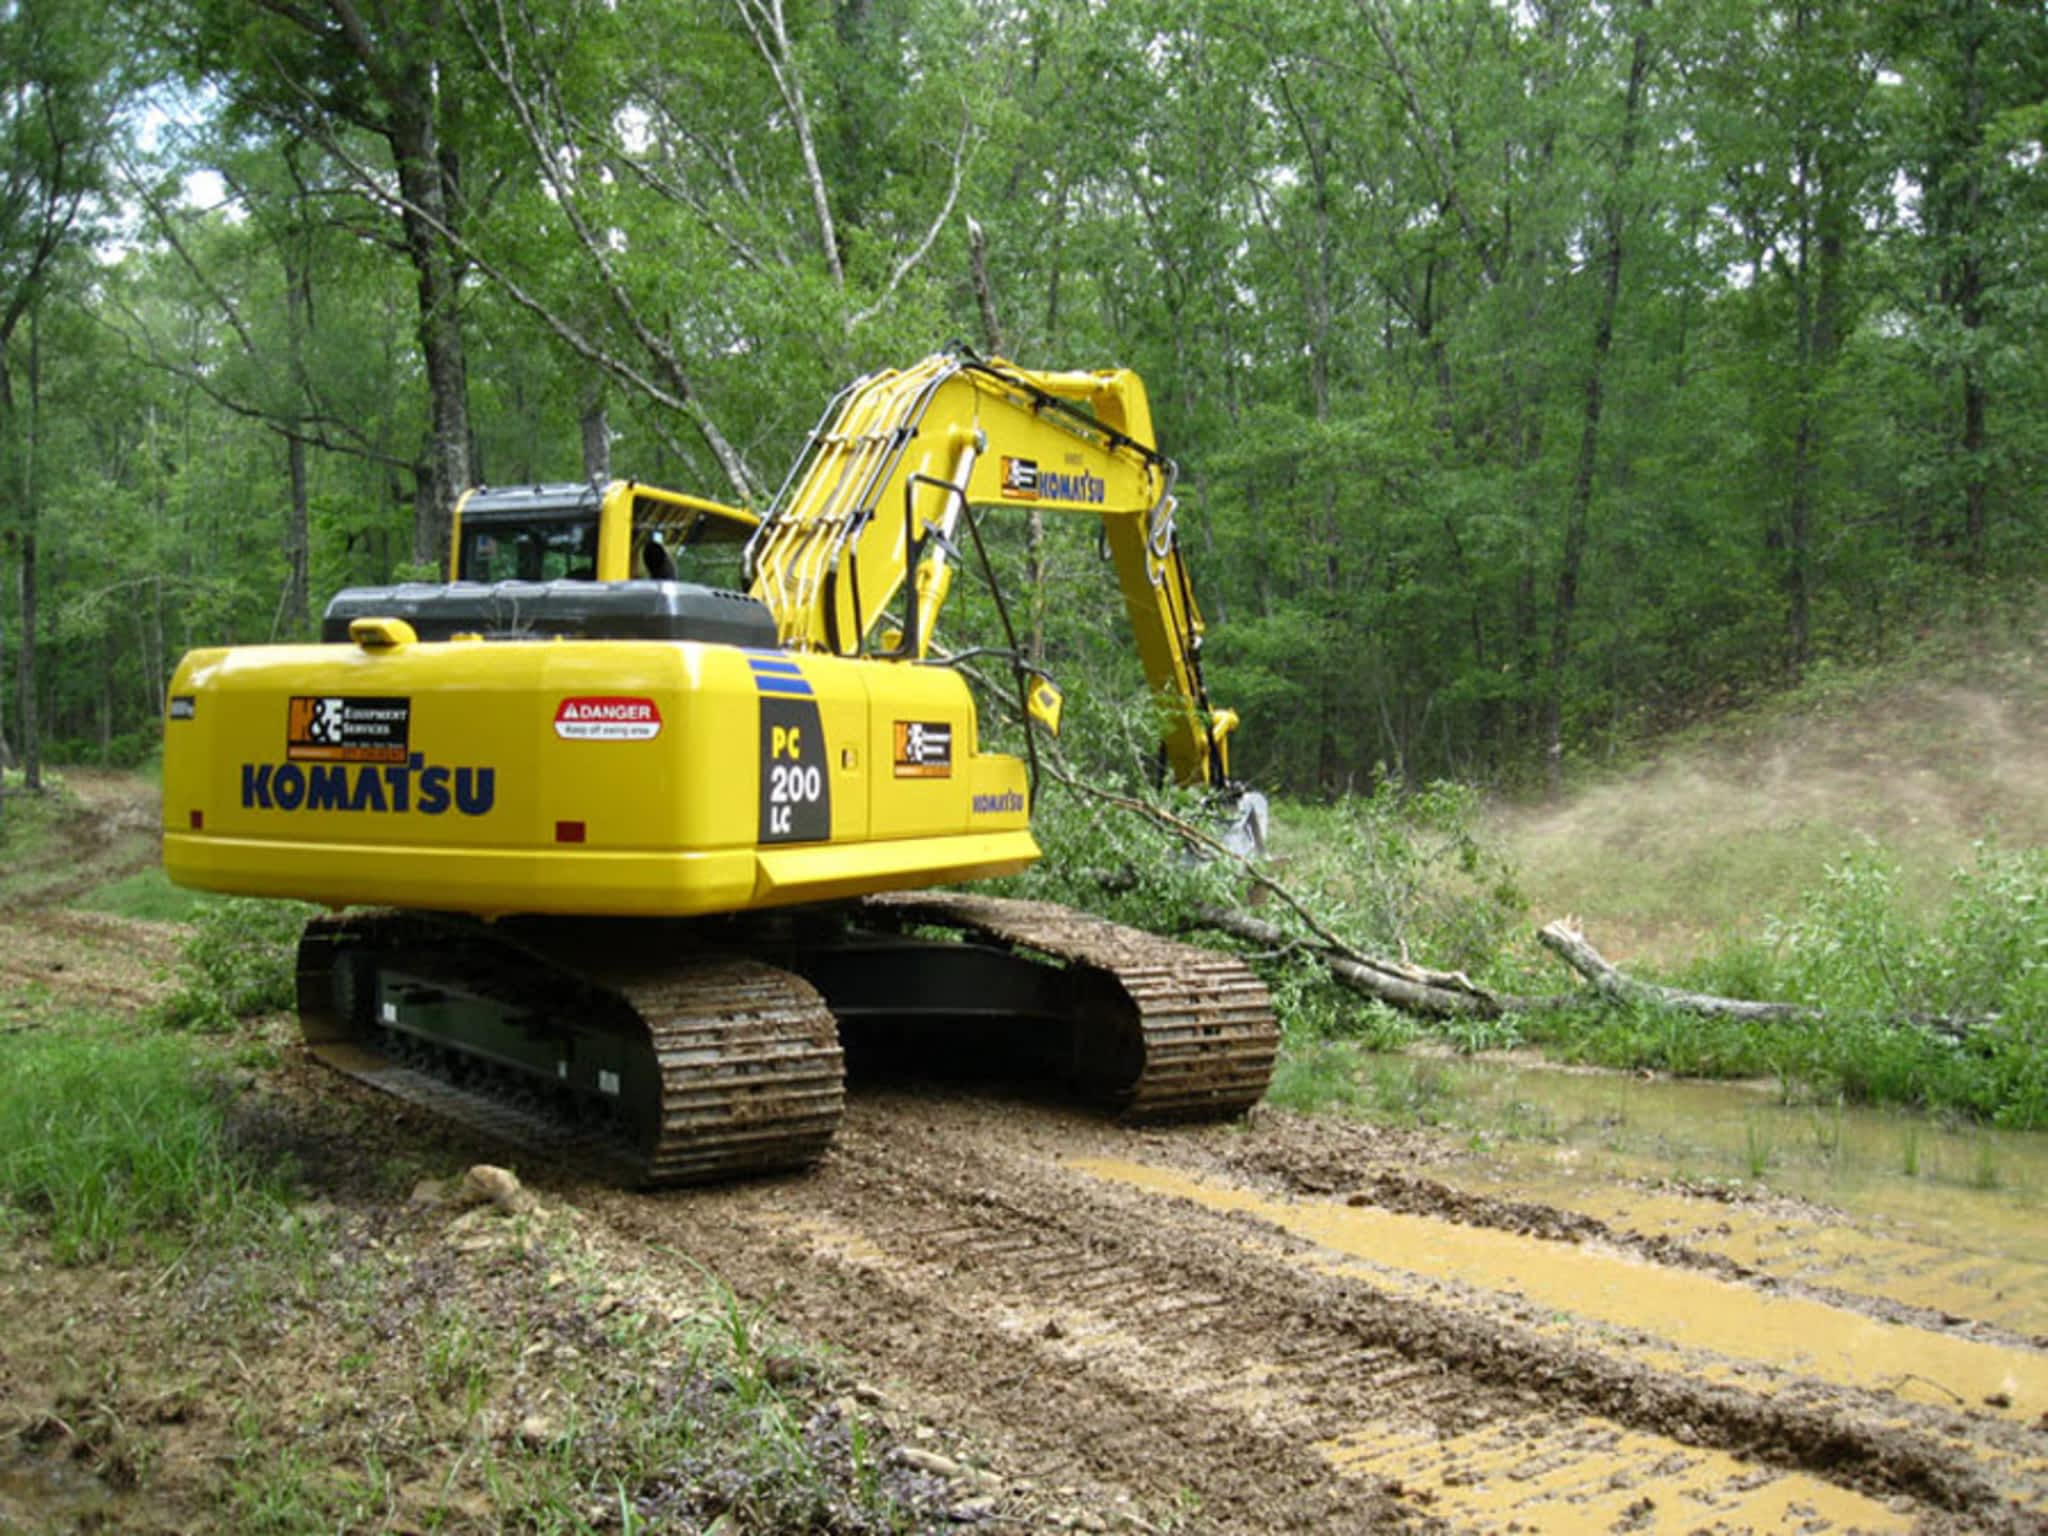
[1193,905,1535,1019]
[1535,919,1819,1023]
[1020,740,1983,1042]
[1536,920,1979,1041]
[1191,904,1982,1043]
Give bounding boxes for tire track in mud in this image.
[568,1095,2045,1534]
[1219,1152,2048,1354]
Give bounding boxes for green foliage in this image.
[3,0,2042,802]
[75,867,217,922]
[1511,841,2048,1128]
[0,1019,281,1263]
[1266,1038,1458,1126]
[1278,782,1526,972]
[1767,847,1921,1015]
[155,899,312,1032]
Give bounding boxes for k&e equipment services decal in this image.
[1000,456,1038,499]
[287,696,411,764]
[555,696,663,741]
[892,720,953,778]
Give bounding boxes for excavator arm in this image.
[742,351,1239,789]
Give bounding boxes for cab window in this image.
[633,504,752,586]
[459,519,600,582]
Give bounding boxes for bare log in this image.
[1194,906,1515,1019]
[1537,920,1978,1040]
[1537,919,1818,1022]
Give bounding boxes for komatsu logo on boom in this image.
[240,755,496,816]
[1000,456,1105,505]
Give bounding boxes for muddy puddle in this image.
[1071,1156,2042,1418]
[1070,1148,2045,1527]
[1428,1061,2048,1338]
[0,1443,118,1531]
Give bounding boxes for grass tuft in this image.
[0,1020,282,1263]
[75,868,219,923]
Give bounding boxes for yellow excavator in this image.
[161,350,1277,1183]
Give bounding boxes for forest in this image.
[0,0,2043,798]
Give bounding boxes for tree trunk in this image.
[580,380,610,481]
[0,542,12,778]
[16,534,37,792]
[1543,15,1651,798]
[285,434,311,634]
[97,629,113,762]
[391,101,471,569]
[18,304,40,791]
[283,236,312,634]
[1956,11,1988,589]
[148,574,167,721]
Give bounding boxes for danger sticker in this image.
[893,720,953,778]
[554,696,663,741]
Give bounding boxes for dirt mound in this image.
[0,771,162,911]
[1496,660,2048,963]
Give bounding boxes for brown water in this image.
[1440,1060,2048,1336]
[1072,1157,2042,1419]
[1069,1155,1979,1530]
[1063,1063,2048,1527]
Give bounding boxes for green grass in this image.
[219,1227,935,1535]
[1268,1035,1459,1125]
[0,1018,285,1263]
[0,784,72,900]
[74,867,220,923]
[155,898,315,1031]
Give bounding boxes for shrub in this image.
[156,898,314,1032]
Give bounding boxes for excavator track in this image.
[296,912,845,1186]
[861,891,1278,1120]
[289,892,1271,1185]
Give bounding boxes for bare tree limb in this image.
[966,214,1004,354]
[848,106,974,332]
[1193,904,1524,1018]
[286,78,762,501]
[732,0,843,285]
[92,300,418,473]
[453,0,764,502]
[1354,0,1499,283]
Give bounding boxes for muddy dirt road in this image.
[511,1082,2042,1535]
[6,871,2038,1534]
[3,768,2042,1532]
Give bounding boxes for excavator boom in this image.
[745,353,1238,787]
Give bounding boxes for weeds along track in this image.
[568,1094,2045,1535]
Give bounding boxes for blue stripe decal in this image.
[747,659,805,676]
[753,676,814,697]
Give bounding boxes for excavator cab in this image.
[451,481,757,587]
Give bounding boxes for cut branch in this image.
[848,106,974,332]
[1537,919,1814,1022]
[1194,905,1522,1019]
[1536,920,1978,1040]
